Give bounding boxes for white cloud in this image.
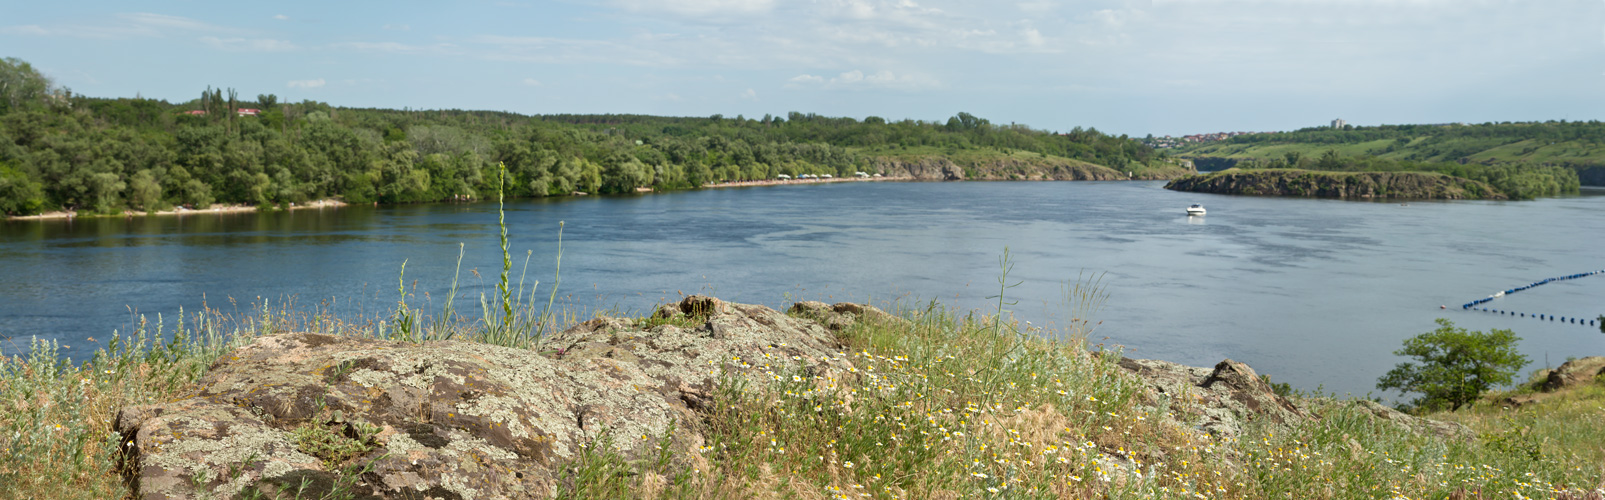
[740,88,758,100]
[0,25,50,36]
[0,12,230,39]
[199,36,297,52]
[273,14,289,21]
[335,41,459,56]
[287,78,326,89]
[521,78,542,86]
[118,13,224,32]
[787,69,940,91]
[612,0,777,18]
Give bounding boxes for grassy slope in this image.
[4,294,1602,499]
[1180,137,1605,166]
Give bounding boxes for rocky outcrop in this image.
[1575,165,1605,187]
[872,157,966,181]
[1506,356,1605,407]
[114,294,1480,499]
[1118,357,1308,438]
[1352,400,1474,441]
[872,155,1189,182]
[1164,169,1508,200]
[788,300,907,331]
[1542,356,1605,392]
[114,296,853,500]
[1118,357,1470,440]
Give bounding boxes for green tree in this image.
[0,57,53,114]
[1315,149,1344,170]
[1376,319,1529,412]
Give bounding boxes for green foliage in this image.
[1180,121,1605,199]
[0,57,55,115]
[0,161,44,214]
[0,58,1166,215]
[1376,319,1529,412]
[289,419,380,471]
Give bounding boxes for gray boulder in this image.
[1542,356,1605,392]
[115,296,854,500]
[1118,357,1308,438]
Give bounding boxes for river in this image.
[3,180,1603,398]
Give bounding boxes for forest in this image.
[0,57,1162,216]
[1222,150,1579,200]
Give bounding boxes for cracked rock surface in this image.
[115,295,853,500]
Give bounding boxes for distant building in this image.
[1331,118,1347,129]
[182,110,206,115]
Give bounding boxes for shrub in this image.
[1376,318,1528,412]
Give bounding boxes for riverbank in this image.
[6,198,349,221]
[700,175,895,189]
[1165,168,1507,200]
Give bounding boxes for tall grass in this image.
[0,305,313,499]
[0,161,571,499]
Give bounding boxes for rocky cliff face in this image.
[871,156,1187,182]
[114,296,852,500]
[113,296,1467,499]
[1575,165,1605,187]
[871,157,966,180]
[1164,169,1508,200]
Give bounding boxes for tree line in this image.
[1231,150,1580,200]
[0,58,1162,216]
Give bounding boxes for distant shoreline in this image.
[699,176,897,189]
[7,199,349,221]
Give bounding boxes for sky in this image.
[2,0,1601,136]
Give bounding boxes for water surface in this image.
[3,181,1603,397]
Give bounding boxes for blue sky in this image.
[3,0,1600,136]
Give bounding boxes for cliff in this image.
[1164,168,1508,200]
[873,155,1191,182]
[112,296,1468,499]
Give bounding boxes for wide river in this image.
[3,180,1603,398]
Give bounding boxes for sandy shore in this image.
[7,178,899,220]
[700,176,899,189]
[8,199,349,221]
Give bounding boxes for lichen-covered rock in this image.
[114,296,854,500]
[788,301,907,332]
[1118,357,1308,438]
[1542,356,1605,392]
[1351,400,1474,441]
[1117,356,1470,442]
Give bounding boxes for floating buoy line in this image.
[1456,269,1603,329]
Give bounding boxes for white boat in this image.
[1186,204,1206,216]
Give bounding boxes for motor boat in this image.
[1186,204,1206,216]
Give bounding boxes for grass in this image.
[5,279,1605,498]
[1181,136,1605,168]
[550,303,1605,499]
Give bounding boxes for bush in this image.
[1376,318,1528,412]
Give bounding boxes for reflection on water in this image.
[3,181,1604,397]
